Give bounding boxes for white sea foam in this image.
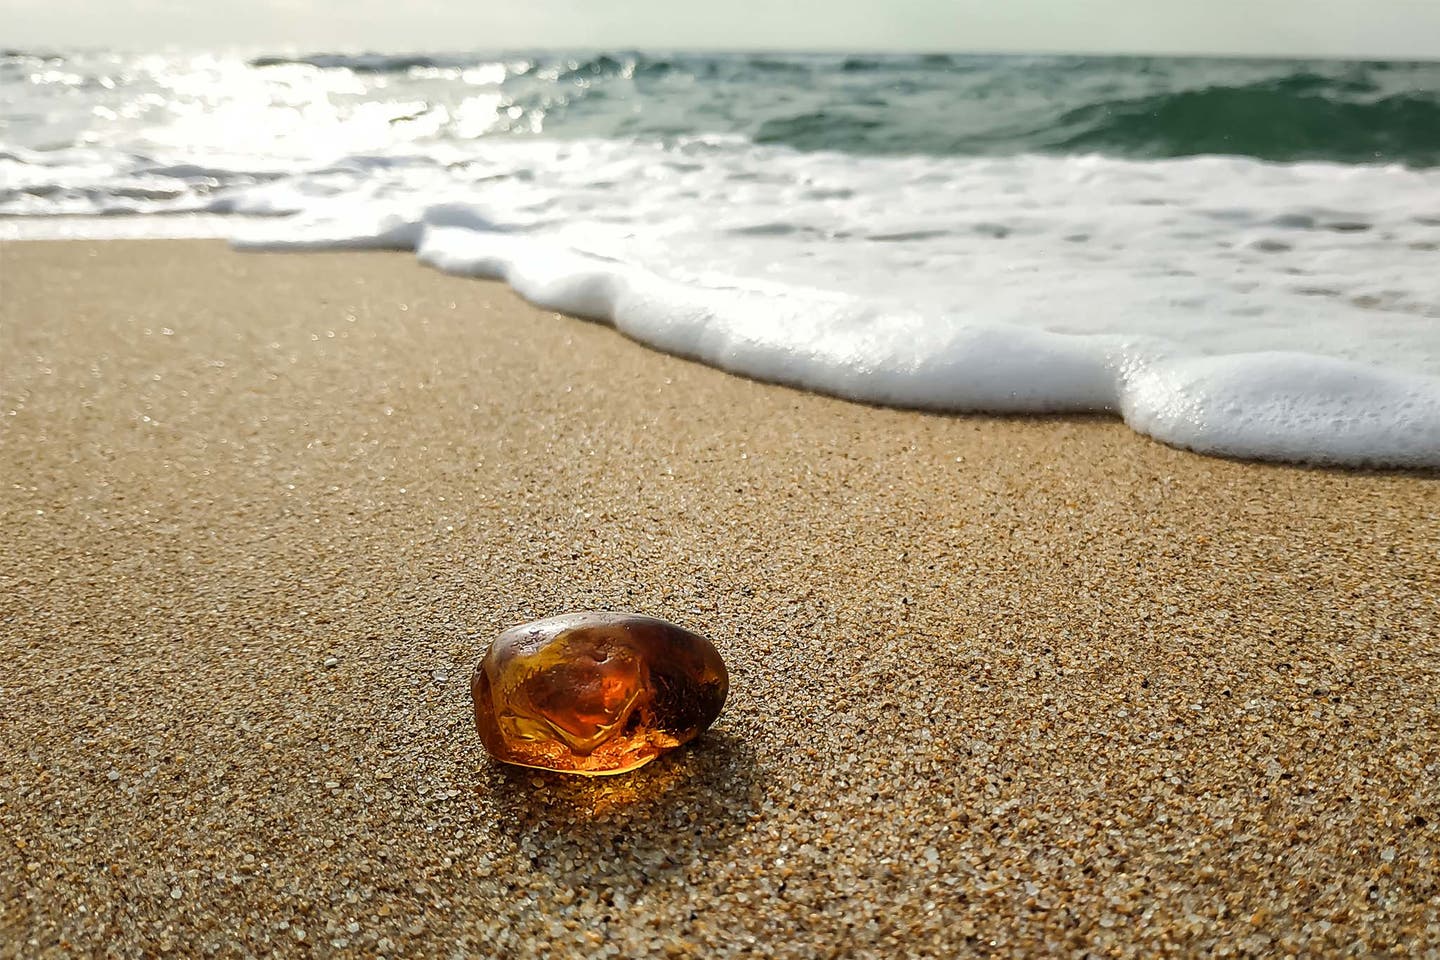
[221,141,1440,467]
[7,131,1439,465]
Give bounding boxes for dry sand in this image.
[1,239,1437,958]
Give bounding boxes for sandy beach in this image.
[2,239,1437,957]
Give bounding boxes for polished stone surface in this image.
[471,612,729,775]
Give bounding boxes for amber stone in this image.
[470,612,729,776]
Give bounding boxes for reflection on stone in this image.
[471,612,729,776]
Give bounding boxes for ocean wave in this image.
[1047,80,1440,166]
[6,106,1439,465]
[58,50,1438,167]
[557,54,633,81]
[198,141,1440,469]
[249,52,468,72]
[741,65,1440,165]
[9,49,1440,467]
[231,198,1440,468]
[1,49,64,61]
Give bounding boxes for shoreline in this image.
[12,222,1440,471]
[2,240,1437,956]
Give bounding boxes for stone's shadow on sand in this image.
[475,729,760,883]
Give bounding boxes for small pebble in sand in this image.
[470,612,728,776]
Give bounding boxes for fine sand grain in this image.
[1,240,1437,957]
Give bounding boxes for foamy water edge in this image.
[229,209,1440,469]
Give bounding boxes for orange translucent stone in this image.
[470,612,729,776]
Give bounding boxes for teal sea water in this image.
[242,51,1440,166]
[5,50,1440,175]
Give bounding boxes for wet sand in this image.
[1,240,1437,957]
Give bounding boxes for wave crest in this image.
[1047,79,1440,166]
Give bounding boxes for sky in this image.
[5,0,1440,60]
